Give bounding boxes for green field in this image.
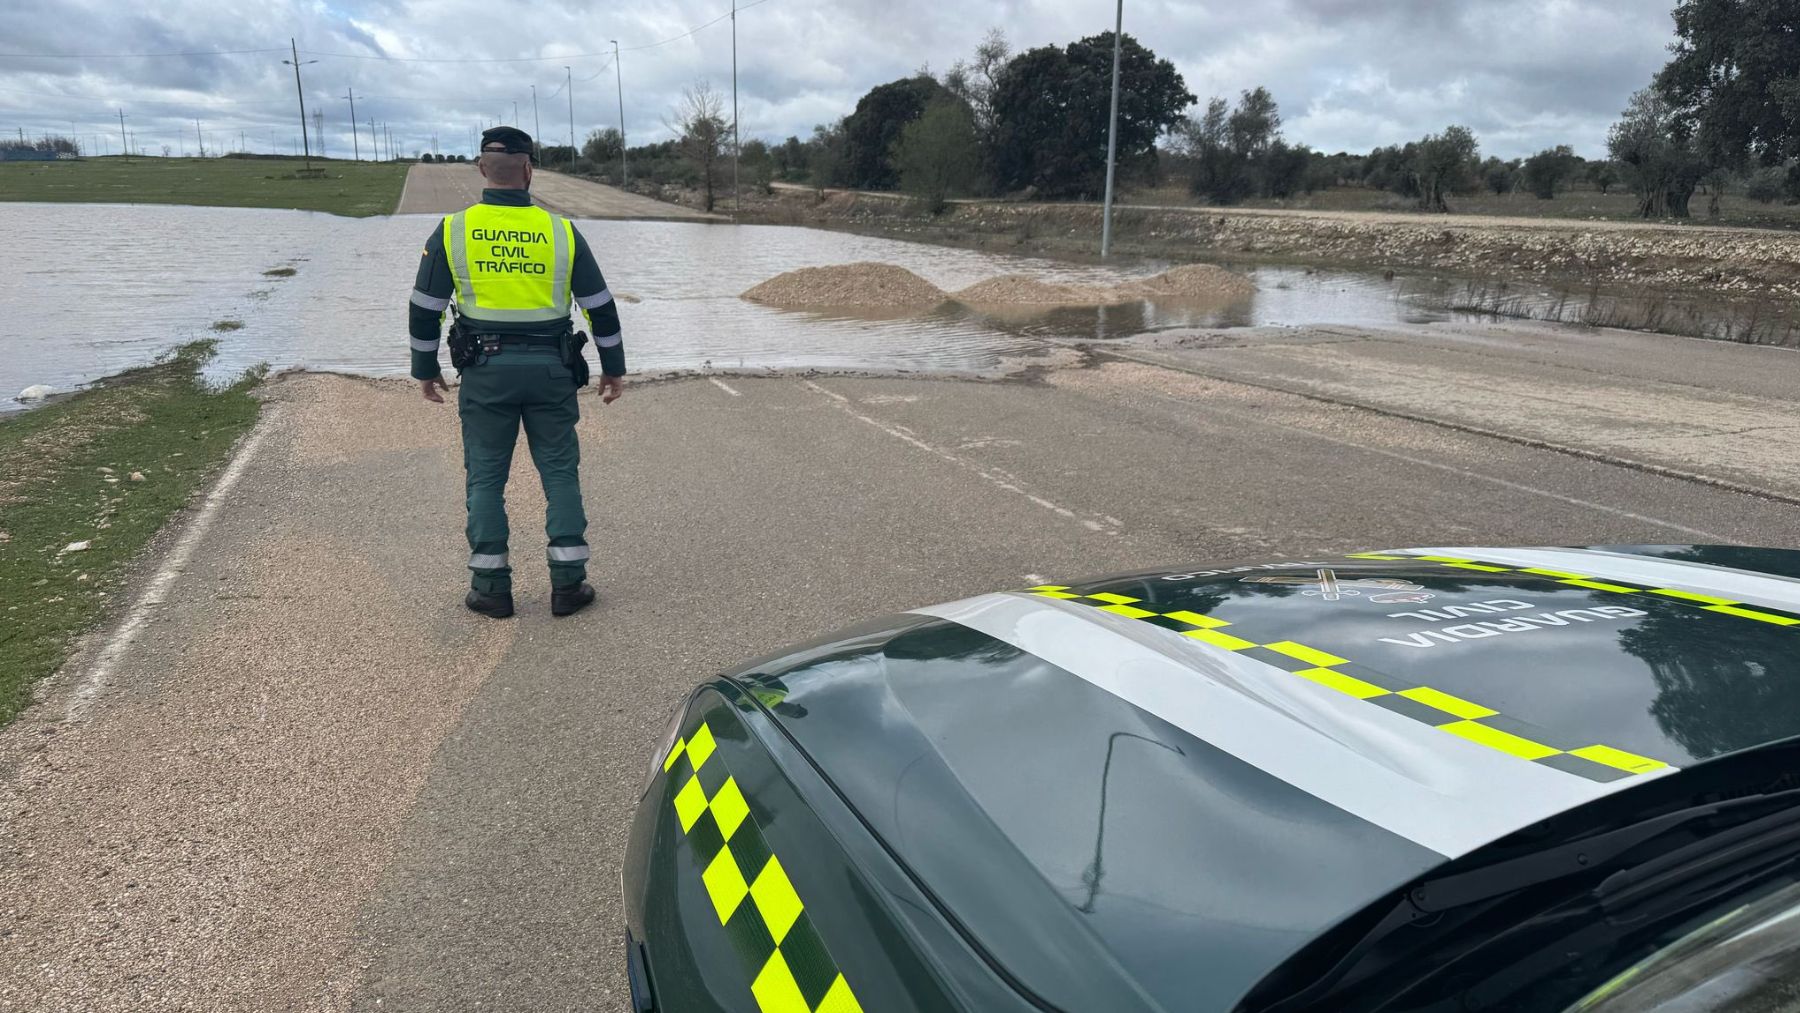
[0,342,262,726]
[0,156,409,217]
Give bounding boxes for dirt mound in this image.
[742,263,948,308]
[953,275,1115,305]
[954,264,1255,307]
[1131,264,1257,301]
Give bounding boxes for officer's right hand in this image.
[598,375,624,404]
[421,378,449,403]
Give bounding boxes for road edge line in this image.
[1101,349,1800,510]
[63,408,278,722]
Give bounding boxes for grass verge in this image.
[0,156,409,217]
[0,342,263,726]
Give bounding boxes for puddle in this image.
[2,202,1471,410]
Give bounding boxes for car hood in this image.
[730,545,1800,1012]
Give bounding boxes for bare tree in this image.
[668,80,727,212]
[944,28,1009,140]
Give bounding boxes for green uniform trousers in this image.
[457,347,589,594]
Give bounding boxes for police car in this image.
[622,546,1800,1012]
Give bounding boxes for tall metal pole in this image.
[612,40,627,185]
[196,119,205,157]
[531,84,542,161]
[344,89,359,160]
[285,38,316,170]
[1100,0,1124,258]
[565,65,575,167]
[117,108,128,160]
[731,0,740,215]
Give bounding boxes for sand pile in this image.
[741,262,948,308]
[955,264,1255,306]
[1129,263,1258,301]
[953,275,1116,305]
[742,261,1255,311]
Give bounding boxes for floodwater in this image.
[3,202,1461,410]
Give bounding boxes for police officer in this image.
[408,126,626,619]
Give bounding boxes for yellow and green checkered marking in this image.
[1399,555,1800,628]
[665,720,863,1013]
[1026,585,1668,783]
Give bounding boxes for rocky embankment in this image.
[643,183,1800,302]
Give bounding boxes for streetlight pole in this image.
[531,84,542,162]
[117,108,129,160]
[1100,0,1124,258]
[283,39,319,171]
[565,65,575,168]
[611,40,627,186]
[731,0,740,216]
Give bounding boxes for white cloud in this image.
[0,0,1679,160]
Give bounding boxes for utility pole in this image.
[731,0,740,216]
[565,65,574,168]
[369,119,376,159]
[531,84,541,161]
[611,40,627,185]
[344,88,360,160]
[196,119,205,157]
[117,108,129,161]
[313,110,325,158]
[240,129,246,153]
[1100,0,1124,258]
[513,100,519,126]
[283,39,319,170]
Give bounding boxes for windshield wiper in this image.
[1253,786,1800,1012]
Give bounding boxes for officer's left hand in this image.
[421,378,449,403]
[598,375,624,404]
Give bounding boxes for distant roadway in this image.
[2,310,1798,1010]
[397,162,722,220]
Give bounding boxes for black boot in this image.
[466,588,515,619]
[552,582,596,617]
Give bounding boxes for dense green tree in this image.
[806,119,849,192]
[842,75,950,189]
[1656,1,1800,168]
[772,135,807,180]
[1609,87,1706,217]
[1480,156,1516,195]
[1411,126,1480,211]
[894,99,982,211]
[1586,160,1620,195]
[989,32,1193,198]
[1521,145,1580,199]
[582,127,624,167]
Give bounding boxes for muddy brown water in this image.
[0,201,1604,411]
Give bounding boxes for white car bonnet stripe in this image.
[914,591,1672,859]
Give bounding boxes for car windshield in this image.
[1564,879,1800,1013]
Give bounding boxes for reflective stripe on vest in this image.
[444,204,574,324]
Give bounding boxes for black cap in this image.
[480,126,535,158]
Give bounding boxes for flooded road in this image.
[4,202,1466,409]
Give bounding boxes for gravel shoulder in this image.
[0,342,1794,1011]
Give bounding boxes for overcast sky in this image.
[0,0,1680,162]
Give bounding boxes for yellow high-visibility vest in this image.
[443,203,576,325]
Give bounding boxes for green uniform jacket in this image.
[408,188,625,380]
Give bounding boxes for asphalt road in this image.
[397,162,721,221]
[1,326,1796,1011]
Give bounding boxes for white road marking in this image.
[802,380,1120,534]
[1129,386,1733,543]
[65,413,276,722]
[708,377,742,397]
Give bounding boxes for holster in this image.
[447,313,480,371]
[562,330,592,388]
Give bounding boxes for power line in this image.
[0,47,286,59]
